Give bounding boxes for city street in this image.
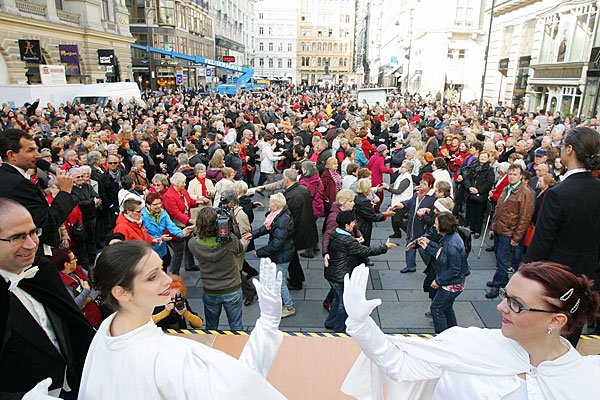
[180,194,502,334]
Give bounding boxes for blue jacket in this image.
[142,207,185,257]
[424,231,470,286]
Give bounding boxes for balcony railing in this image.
[16,0,47,16]
[58,10,81,24]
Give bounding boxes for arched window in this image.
[317,57,321,66]
[334,43,339,52]
[328,43,333,52]
[317,43,322,52]
[339,57,343,66]
[311,42,316,51]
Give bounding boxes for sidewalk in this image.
[180,192,510,333]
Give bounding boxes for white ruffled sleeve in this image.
[239,317,284,378]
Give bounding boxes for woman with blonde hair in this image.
[208,148,225,183]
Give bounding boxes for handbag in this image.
[524,224,535,247]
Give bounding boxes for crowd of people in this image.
[1,83,600,398]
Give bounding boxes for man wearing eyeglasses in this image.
[0,198,94,399]
[0,128,76,256]
[98,154,123,231]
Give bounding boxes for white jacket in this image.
[390,171,414,207]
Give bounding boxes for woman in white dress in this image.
[79,241,286,399]
[342,262,600,399]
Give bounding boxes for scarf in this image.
[264,208,283,231]
[196,176,208,197]
[147,207,162,223]
[331,170,342,191]
[124,213,143,227]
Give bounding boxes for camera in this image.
[174,293,185,311]
[214,191,236,243]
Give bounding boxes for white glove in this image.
[343,264,382,327]
[23,378,58,400]
[253,258,283,330]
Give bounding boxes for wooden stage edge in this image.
[170,333,600,400]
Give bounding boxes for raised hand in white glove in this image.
[23,378,58,399]
[253,258,283,330]
[343,264,382,327]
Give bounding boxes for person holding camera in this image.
[188,207,252,331]
[152,275,203,329]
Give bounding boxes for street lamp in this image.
[479,0,497,118]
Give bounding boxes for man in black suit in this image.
[0,198,95,399]
[524,127,600,346]
[0,129,75,254]
[97,154,122,231]
[282,169,318,290]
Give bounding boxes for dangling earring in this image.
[547,327,553,336]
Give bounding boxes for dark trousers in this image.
[491,234,523,288]
[431,288,462,333]
[168,237,195,275]
[392,208,407,236]
[288,251,305,286]
[325,281,347,333]
[466,199,487,234]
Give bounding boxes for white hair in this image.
[405,146,417,156]
[169,172,187,186]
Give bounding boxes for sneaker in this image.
[389,233,402,239]
[507,267,515,273]
[424,311,432,318]
[486,281,494,288]
[282,305,296,318]
[299,251,314,258]
[400,267,417,273]
[485,287,500,299]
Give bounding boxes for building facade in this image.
[0,0,133,85]
[377,0,487,101]
[127,0,214,90]
[250,0,298,84]
[297,0,356,85]
[210,0,254,69]
[483,0,599,117]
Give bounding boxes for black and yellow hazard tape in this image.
[164,329,600,340]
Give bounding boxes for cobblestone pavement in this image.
[180,193,504,333]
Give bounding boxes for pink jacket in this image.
[299,174,325,218]
[367,153,394,188]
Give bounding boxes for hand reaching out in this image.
[253,258,283,329]
[343,264,381,325]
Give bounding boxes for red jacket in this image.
[113,213,154,244]
[367,153,394,188]
[59,266,102,328]
[321,169,340,215]
[361,137,378,159]
[163,186,196,226]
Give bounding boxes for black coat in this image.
[139,151,160,181]
[354,194,386,246]
[467,162,495,198]
[402,192,437,240]
[283,183,318,250]
[150,140,167,163]
[252,207,295,263]
[0,257,95,398]
[71,183,98,220]
[0,164,75,248]
[326,230,387,282]
[525,172,600,278]
[316,149,332,175]
[224,152,243,180]
[98,170,121,217]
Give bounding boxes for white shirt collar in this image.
[560,168,587,182]
[9,163,30,179]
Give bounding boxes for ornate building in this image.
[296,0,356,85]
[0,0,133,84]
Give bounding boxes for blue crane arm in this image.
[131,44,254,84]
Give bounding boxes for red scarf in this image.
[196,176,207,197]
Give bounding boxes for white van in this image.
[73,82,146,108]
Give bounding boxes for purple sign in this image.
[59,44,80,76]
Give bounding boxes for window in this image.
[302,29,310,37]
[278,43,283,52]
[268,42,273,51]
[259,26,264,35]
[500,25,514,59]
[288,43,292,52]
[458,49,465,59]
[328,43,332,52]
[318,30,323,37]
[258,12,263,19]
[259,42,264,51]
[259,58,264,66]
[317,57,321,66]
[317,43,322,52]
[268,26,273,35]
[250,58,255,67]
[268,58,273,67]
[328,28,333,37]
[287,59,292,68]
[519,20,536,56]
[101,0,110,21]
[158,0,175,26]
[55,0,63,10]
[278,58,282,68]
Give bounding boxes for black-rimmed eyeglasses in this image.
[499,288,559,314]
[0,228,42,245]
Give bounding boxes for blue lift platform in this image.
[131,44,265,95]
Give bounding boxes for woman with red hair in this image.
[343,262,600,398]
[152,275,203,329]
